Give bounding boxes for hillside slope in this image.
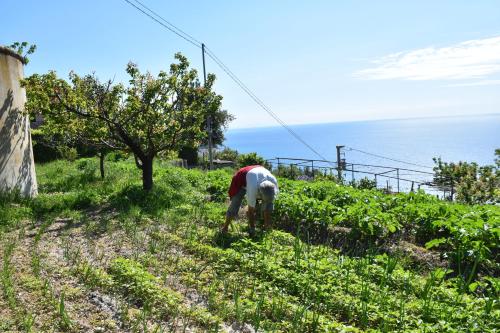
[0,159,498,332]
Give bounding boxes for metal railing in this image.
[266,157,448,196]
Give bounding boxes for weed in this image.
[58,291,73,330]
[1,239,17,309]
[22,312,36,332]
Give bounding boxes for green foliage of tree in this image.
[31,131,62,163]
[208,109,235,146]
[432,150,499,204]
[23,53,222,190]
[25,70,124,178]
[274,164,338,181]
[214,147,239,161]
[178,90,234,165]
[178,146,199,166]
[7,41,36,64]
[350,177,377,190]
[236,152,271,169]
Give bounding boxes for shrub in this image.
[215,147,239,161]
[350,177,377,190]
[237,152,271,169]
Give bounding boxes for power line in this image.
[345,146,434,169]
[124,0,435,173]
[203,47,332,163]
[123,0,201,48]
[122,0,334,164]
[131,0,203,46]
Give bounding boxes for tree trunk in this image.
[142,157,154,191]
[99,151,105,179]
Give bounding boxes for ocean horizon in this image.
[228,113,500,131]
[224,114,499,192]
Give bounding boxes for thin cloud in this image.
[444,79,500,87]
[355,36,500,80]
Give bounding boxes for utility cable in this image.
[131,0,203,46]
[123,0,201,48]
[203,47,333,164]
[124,0,435,176]
[345,146,434,169]
[123,0,335,165]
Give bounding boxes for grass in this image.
[1,238,17,310]
[0,157,498,332]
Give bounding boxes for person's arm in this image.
[246,182,257,229]
[264,175,278,230]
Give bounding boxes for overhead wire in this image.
[132,0,204,46]
[123,0,435,175]
[124,0,201,48]
[203,47,333,163]
[122,0,335,165]
[345,146,434,169]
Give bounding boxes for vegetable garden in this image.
[0,158,498,332]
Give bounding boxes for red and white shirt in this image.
[228,165,278,207]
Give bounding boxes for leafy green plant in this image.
[349,177,377,190]
[58,291,73,330]
[2,157,498,332]
[109,258,220,329]
[22,312,36,333]
[272,178,499,277]
[432,151,499,204]
[1,240,17,309]
[7,41,36,64]
[236,152,271,169]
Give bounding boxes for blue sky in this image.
[3,0,500,128]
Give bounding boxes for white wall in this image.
[0,47,38,197]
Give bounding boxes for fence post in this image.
[450,180,454,201]
[396,168,400,193]
[336,145,344,182]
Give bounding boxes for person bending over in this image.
[220,165,279,235]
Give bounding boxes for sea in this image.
[224,114,500,193]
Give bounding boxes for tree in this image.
[236,152,271,169]
[178,90,234,165]
[207,108,234,147]
[432,151,499,204]
[23,53,220,190]
[27,72,123,178]
[215,147,239,161]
